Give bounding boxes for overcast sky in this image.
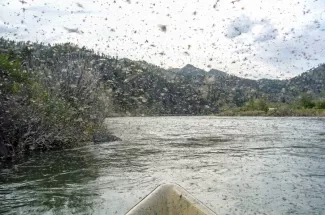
[0,0,325,79]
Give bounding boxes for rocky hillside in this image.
[1,38,325,116]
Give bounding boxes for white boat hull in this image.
[125,184,216,215]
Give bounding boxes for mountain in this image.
[1,37,325,116]
[208,69,228,77]
[176,64,205,76]
[169,64,206,84]
[287,64,325,96]
[170,65,227,79]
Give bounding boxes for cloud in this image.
[0,22,18,34]
[27,6,97,16]
[0,26,17,34]
[225,15,278,42]
[225,15,253,38]
[252,23,278,42]
[249,18,325,78]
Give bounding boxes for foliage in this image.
[0,54,30,94]
[242,97,269,113]
[316,100,325,109]
[218,110,266,116]
[299,93,315,109]
[256,97,269,113]
[0,41,110,160]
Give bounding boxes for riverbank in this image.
[217,109,325,117]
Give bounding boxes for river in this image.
[1,117,325,214]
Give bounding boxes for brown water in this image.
[1,117,325,214]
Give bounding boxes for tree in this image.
[316,100,325,109]
[256,97,268,113]
[299,93,315,109]
[246,98,255,110]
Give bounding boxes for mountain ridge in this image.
[1,38,325,115]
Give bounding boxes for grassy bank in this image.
[216,96,325,117]
[218,109,325,117]
[218,107,325,117]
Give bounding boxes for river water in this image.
[1,117,325,215]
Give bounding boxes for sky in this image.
[0,0,325,79]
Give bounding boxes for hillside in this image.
[1,38,325,116]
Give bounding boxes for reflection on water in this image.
[1,117,325,214]
[0,148,100,214]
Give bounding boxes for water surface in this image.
[1,117,325,214]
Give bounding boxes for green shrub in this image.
[0,53,106,159]
[299,93,315,109]
[242,97,269,113]
[316,100,325,109]
[255,97,269,113]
